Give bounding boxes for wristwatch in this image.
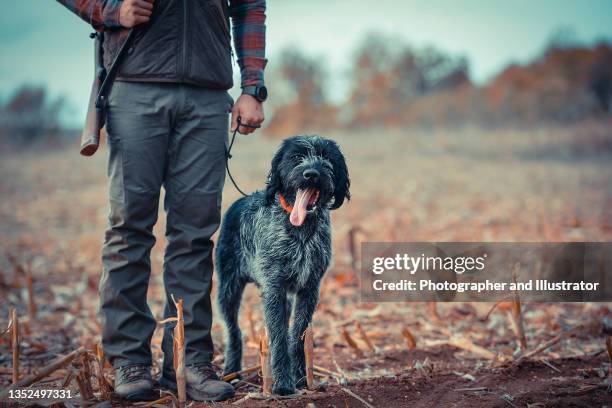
[242,85,268,102]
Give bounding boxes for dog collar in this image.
[278,194,293,214]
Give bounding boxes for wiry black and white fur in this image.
[216,135,350,395]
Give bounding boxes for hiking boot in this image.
[159,362,235,402]
[114,364,157,401]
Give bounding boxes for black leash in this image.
[225,117,260,197]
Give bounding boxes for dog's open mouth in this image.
[289,188,320,227]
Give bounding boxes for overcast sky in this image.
[1,0,612,124]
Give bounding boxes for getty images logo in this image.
[372,252,488,275]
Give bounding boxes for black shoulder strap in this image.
[95,29,137,109]
[96,0,163,110]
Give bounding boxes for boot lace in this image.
[189,362,220,381]
[119,364,149,383]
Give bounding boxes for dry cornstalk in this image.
[606,337,612,377]
[79,355,96,403]
[221,364,262,382]
[513,328,578,366]
[348,226,364,276]
[172,295,186,408]
[303,326,315,389]
[449,337,499,361]
[341,327,364,358]
[76,369,94,403]
[507,309,526,352]
[313,365,342,378]
[91,349,112,400]
[508,265,527,351]
[483,297,513,321]
[93,341,104,362]
[354,321,375,353]
[401,327,417,349]
[11,308,19,384]
[428,302,441,322]
[331,350,351,383]
[341,387,375,408]
[0,347,85,399]
[454,386,488,392]
[312,371,331,379]
[539,358,561,373]
[157,390,180,407]
[143,395,174,407]
[259,328,272,395]
[246,305,257,343]
[232,393,255,405]
[93,340,112,393]
[80,353,92,385]
[60,369,75,389]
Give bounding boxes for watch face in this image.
[257,86,268,101]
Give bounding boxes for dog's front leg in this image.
[289,284,320,388]
[262,288,294,395]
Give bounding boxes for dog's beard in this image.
[289,188,320,227]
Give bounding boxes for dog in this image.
[216,135,350,395]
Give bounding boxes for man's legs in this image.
[161,85,232,370]
[100,82,176,368]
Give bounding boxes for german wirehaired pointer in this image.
[216,135,350,395]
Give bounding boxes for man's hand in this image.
[119,0,154,28]
[231,94,265,135]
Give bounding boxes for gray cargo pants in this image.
[99,81,232,368]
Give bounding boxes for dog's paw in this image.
[295,376,308,389]
[272,382,296,396]
[292,368,307,389]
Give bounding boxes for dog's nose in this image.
[303,169,320,180]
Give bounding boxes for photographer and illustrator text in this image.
[361,242,611,302]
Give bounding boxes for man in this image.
[57,0,267,402]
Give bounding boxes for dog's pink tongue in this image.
[289,188,314,227]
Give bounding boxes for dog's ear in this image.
[265,145,284,205]
[328,141,351,210]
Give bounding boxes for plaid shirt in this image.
[57,0,267,88]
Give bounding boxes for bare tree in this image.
[346,34,470,127]
[589,43,612,113]
[266,49,338,136]
[0,85,66,147]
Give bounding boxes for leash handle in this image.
[225,117,260,197]
[236,116,261,130]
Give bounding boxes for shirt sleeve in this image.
[56,0,123,30]
[229,0,267,88]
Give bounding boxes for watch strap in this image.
[242,86,258,96]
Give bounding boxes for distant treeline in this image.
[265,34,612,135]
[0,87,68,148]
[1,32,611,148]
